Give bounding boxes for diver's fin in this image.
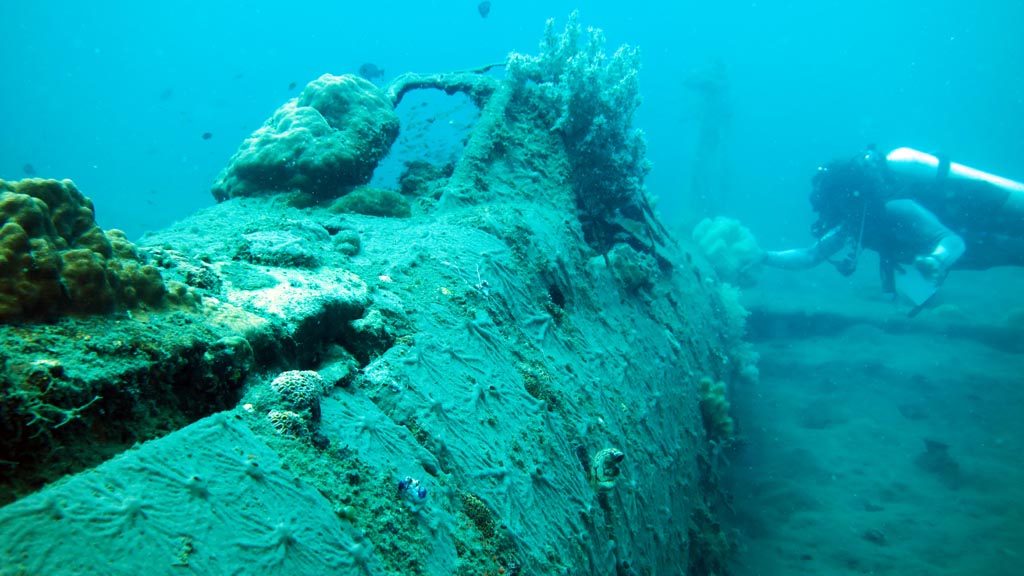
[894,266,938,316]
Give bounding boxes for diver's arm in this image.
[762,226,846,270]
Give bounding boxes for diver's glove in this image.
[832,250,859,276]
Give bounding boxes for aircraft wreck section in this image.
[0,14,754,575]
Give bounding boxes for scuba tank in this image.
[879,147,1024,301]
[886,147,1024,194]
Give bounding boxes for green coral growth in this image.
[698,376,735,444]
[687,504,733,576]
[0,178,168,323]
[460,491,496,539]
[328,186,411,218]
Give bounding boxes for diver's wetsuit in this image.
[766,148,1024,282]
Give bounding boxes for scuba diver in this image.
[762,146,1024,308]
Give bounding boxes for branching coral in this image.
[507,12,655,256]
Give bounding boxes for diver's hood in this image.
[809,148,886,237]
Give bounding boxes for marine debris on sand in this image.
[915,438,963,490]
[0,13,753,575]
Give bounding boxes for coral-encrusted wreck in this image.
[0,13,753,575]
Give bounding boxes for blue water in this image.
[3,1,1021,241]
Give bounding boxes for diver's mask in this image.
[810,146,881,240]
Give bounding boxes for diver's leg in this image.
[983,193,1024,267]
[996,190,1024,230]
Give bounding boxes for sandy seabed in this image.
[726,263,1024,576]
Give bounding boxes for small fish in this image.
[358,62,385,81]
[288,81,297,90]
[159,87,174,101]
[22,163,37,176]
[477,1,492,18]
[202,132,213,140]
